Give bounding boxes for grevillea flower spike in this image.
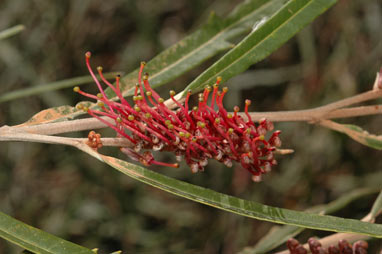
[74,52,282,182]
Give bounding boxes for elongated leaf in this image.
[0,72,119,104]
[17,0,290,125]
[185,0,337,93]
[240,188,379,254]
[342,124,382,150]
[0,211,93,254]
[15,103,93,127]
[371,191,382,220]
[0,25,25,40]
[111,0,289,98]
[321,121,382,150]
[78,144,382,238]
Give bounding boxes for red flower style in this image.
[74,52,282,181]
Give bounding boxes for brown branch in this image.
[0,131,293,163]
[2,103,380,139]
[0,132,80,146]
[0,132,133,147]
[4,117,110,135]
[0,80,381,143]
[242,104,382,122]
[2,100,381,139]
[315,89,382,112]
[323,105,382,119]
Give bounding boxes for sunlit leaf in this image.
[110,0,289,98]
[16,102,94,127]
[184,0,337,93]
[19,0,290,125]
[0,25,25,40]
[371,191,382,220]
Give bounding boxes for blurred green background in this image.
[0,0,381,253]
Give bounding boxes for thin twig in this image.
[323,105,382,119]
[0,132,80,146]
[245,104,382,122]
[2,90,382,137]
[0,128,294,155]
[0,133,133,148]
[0,82,381,145]
[7,117,111,135]
[315,89,382,112]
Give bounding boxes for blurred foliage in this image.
[0,0,381,253]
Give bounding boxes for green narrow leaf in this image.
[0,25,25,40]
[0,211,93,254]
[240,188,379,254]
[0,72,119,103]
[371,191,382,220]
[185,0,337,93]
[342,124,382,150]
[16,104,91,126]
[109,0,289,98]
[323,121,382,150]
[16,0,291,125]
[79,145,382,238]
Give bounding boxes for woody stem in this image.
[0,87,381,138]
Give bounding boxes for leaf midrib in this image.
[198,0,318,85]
[0,227,55,254]
[0,213,90,254]
[100,156,382,237]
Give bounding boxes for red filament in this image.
[75,52,282,180]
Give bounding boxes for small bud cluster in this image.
[75,52,282,181]
[86,130,103,150]
[287,238,369,254]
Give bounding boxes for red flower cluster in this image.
[287,238,368,254]
[75,52,282,181]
